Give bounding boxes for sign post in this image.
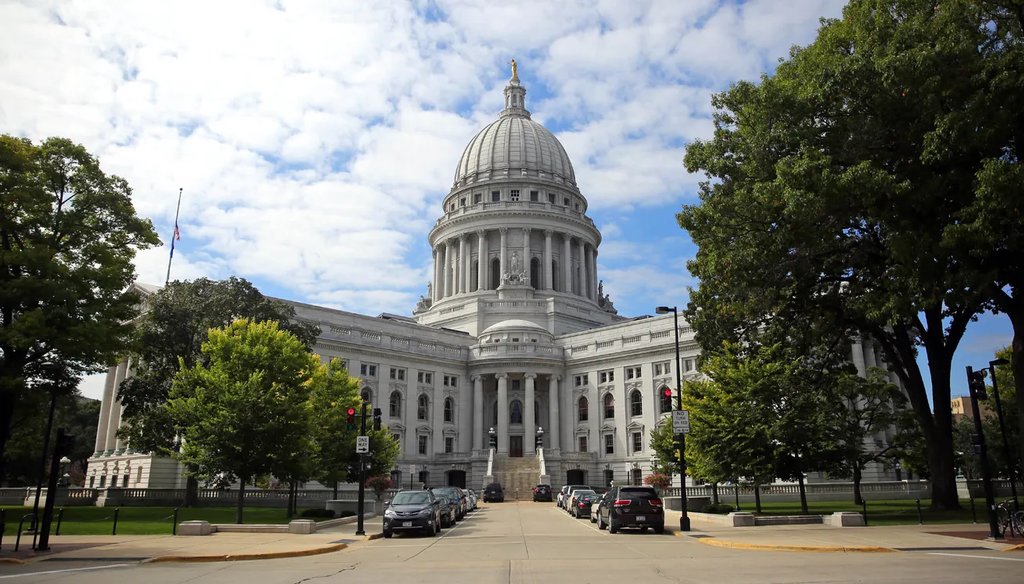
[356,402,368,536]
[672,410,690,435]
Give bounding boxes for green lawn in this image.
[0,506,298,536]
[736,498,988,525]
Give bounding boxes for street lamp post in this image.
[656,305,690,532]
[894,461,902,482]
[988,358,1018,511]
[966,365,1001,540]
[536,426,544,451]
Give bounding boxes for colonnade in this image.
[471,372,561,454]
[94,356,131,456]
[431,228,598,302]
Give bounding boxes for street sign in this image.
[356,435,370,453]
[672,410,690,434]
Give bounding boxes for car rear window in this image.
[619,488,658,499]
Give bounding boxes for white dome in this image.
[454,116,576,187]
[480,319,549,335]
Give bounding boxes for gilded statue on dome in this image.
[510,58,518,80]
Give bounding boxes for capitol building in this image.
[86,66,896,495]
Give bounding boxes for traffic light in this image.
[967,366,988,400]
[372,408,382,431]
[346,407,357,431]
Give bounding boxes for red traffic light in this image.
[347,408,356,416]
[663,388,673,397]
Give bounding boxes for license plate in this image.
[636,515,646,521]
[403,521,412,527]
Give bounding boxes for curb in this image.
[0,558,28,565]
[146,543,347,563]
[697,538,894,553]
[1005,544,1024,552]
[366,532,383,541]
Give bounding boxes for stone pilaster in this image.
[477,230,487,291]
[548,375,560,450]
[524,373,536,453]
[563,234,572,295]
[472,375,484,451]
[497,373,509,454]
[543,230,553,290]
[499,228,508,283]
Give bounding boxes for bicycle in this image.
[995,499,1024,538]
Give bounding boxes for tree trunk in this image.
[798,474,808,514]
[235,481,246,524]
[753,484,762,513]
[0,389,18,485]
[185,476,199,507]
[711,482,719,505]
[333,479,338,500]
[853,465,863,506]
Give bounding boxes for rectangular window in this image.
[512,379,521,391]
[460,197,466,206]
[510,189,520,201]
[110,475,117,488]
[392,433,401,446]
[530,190,539,201]
[418,435,428,455]
[390,367,406,381]
[417,371,433,384]
[339,359,349,371]
[360,363,377,378]
[89,475,95,488]
[99,475,106,487]
[575,203,580,211]
[548,193,555,203]
[491,190,500,202]
[574,374,589,387]
[632,431,643,453]
[599,369,614,384]
[605,433,614,454]
[684,359,695,372]
[578,436,588,453]
[474,193,482,203]
[444,375,458,388]
[625,366,642,380]
[563,197,570,206]
[445,436,454,453]
[654,361,671,376]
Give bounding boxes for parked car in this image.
[563,485,590,511]
[466,489,478,510]
[433,486,467,520]
[561,483,585,506]
[532,484,553,502]
[556,486,571,508]
[568,489,597,518]
[596,486,664,534]
[590,494,605,523]
[435,494,457,528]
[382,489,441,538]
[483,482,504,502]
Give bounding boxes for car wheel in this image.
[609,519,620,534]
[383,530,393,539]
[424,521,435,537]
[654,525,665,534]
[640,527,648,533]
[597,514,607,530]
[590,514,597,523]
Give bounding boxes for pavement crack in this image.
[289,565,356,584]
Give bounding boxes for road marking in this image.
[0,564,133,579]
[929,552,1024,562]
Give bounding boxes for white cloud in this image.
[0,0,847,319]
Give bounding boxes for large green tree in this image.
[679,0,1020,509]
[118,277,319,455]
[0,135,158,481]
[167,319,318,524]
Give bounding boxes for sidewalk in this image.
[662,509,1024,553]
[0,518,384,565]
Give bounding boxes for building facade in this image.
[86,66,900,493]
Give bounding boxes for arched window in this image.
[444,397,454,423]
[389,392,402,418]
[490,258,501,289]
[510,400,523,424]
[578,396,589,422]
[417,394,429,421]
[630,390,643,417]
[659,387,673,413]
[603,393,615,419]
[530,257,540,289]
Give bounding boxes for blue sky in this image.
[0,0,1010,400]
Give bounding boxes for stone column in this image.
[851,337,867,377]
[577,238,586,298]
[432,247,441,302]
[864,341,878,369]
[473,375,484,451]
[403,381,417,457]
[104,358,128,455]
[442,240,452,298]
[433,380,444,454]
[588,387,600,453]
[496,373,509,454]
[458,235,467,294]
[458,375,472,453]
[477,229,487,291]
[543,230,553,290]
[499,228,508,285]
[523,228,531,286]
[585,245,596,300]
[590,246,598,301]
[94,365,117,455]
[464,235,472,293]
[563,234,572,294]
[115,359,135,454]
[524,373,536,453]
[548,376,560,450]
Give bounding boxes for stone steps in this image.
[492,455,540,500]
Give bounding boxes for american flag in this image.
[173,223,180,241]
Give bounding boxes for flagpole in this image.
[165,187,183,286]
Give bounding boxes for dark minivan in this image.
[483,482,504,502]
[596,486,664,534]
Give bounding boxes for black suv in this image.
[596,486,664,534]
[383,489,441,538]
[532,484,552,502]
[483,482,504,502]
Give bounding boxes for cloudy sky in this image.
[1,0,1011,400]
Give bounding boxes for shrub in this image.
[366,475,393,498]
[339,510,356,518]
[300,508,336,519]
[703,503,734,514]
[644,473,672,491]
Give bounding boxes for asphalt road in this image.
[2,501,1023,583]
